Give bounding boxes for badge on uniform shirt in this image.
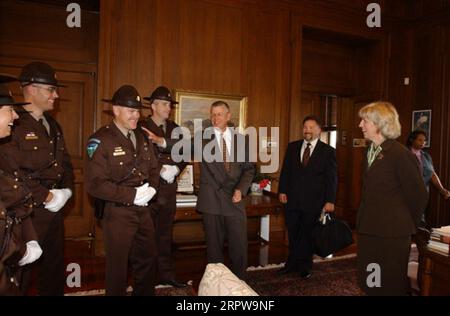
[113,146,126,157]
[25,132,38,140]
[87,138,101,159]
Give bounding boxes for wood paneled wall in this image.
[384,2,450,227]
[98,0,450,230]
[411,15,450,226]
[0,0,99,238]
[98,0,291,143]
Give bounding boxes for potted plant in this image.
[250,169,275,196]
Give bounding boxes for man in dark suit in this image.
[278,115,337,278]
[140,86,187,288]
[196,101,255,279]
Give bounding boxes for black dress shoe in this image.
[299,271,312,279]
[161,279,187,288]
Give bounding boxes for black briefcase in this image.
[312,212,353,258]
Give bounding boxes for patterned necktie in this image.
[302,142,311,167]
[222,133,230,172]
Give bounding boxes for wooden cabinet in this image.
[175,208,201,222]
[420,249,450,296]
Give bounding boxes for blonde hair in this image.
[359,101,401,139]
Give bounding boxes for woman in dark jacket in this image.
[357,101,428,296]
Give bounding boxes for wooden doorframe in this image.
[0,56,98,240]
[288,16,390,226]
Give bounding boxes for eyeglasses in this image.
[31,84,58,94]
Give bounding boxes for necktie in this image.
[39,118,50,136]
[127,131,136,149]
[222,133,230,172]
[302,142,311,167]
[159,124,166,135]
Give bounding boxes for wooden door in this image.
[336,97,377,227]
[0,60,97,239]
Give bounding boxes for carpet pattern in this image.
[65,282,196,296]
[155,285,196,296]
[244,247,419,296]
[244,256,364,296]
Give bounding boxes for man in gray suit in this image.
[196,101,255,279]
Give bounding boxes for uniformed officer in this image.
[0,74,42,295]
[0,63,75,296]
[85,85,160,296]
[140,86,187,288]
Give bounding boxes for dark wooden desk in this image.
[94,193,284,255]
[175,193,282,220]
[173,193,284,246]
[420,249,450,296]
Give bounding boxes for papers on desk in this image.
[428,226,450,256]
[176,194,197,208]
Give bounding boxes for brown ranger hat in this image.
[143,86,178,108]
[102,85,150,109]
[19,62,67,87]
[0,74,31,107]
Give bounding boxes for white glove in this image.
[133,183,156,206]
[18,240,43,266]
[44,188,72,212]
[160,165,179,184]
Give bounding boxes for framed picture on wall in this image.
[412,109,432,148]
[174,90,248,135]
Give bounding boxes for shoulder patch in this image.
[87,138,101,158]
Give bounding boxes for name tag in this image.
[25,132,38,140]
[113,147,126,156]
[113,151,126,157]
